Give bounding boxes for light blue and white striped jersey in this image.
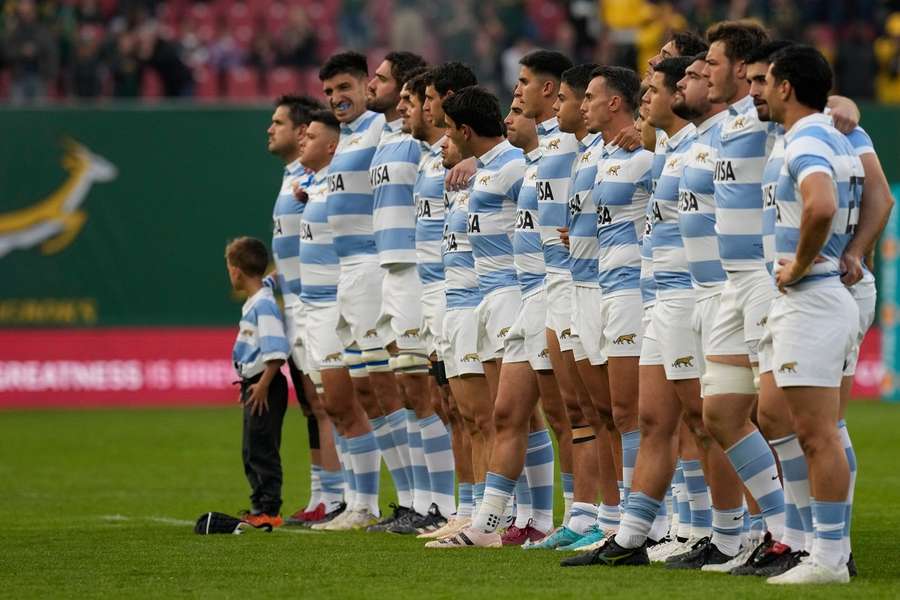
[514,148,547,297]
[272,158,315,307]
[299,168,340,305]
[414,136,447,288]
[640,130,669,305]
[844,126,876,280]
[594,141,654,297]
[761,128,785,273]
[443,188,482,309]
[370,118,422,266]
[536,117,578,273]
[568,132,603,287]
[232,287,290,379]
[678,111,729,292]
[468,140,526,296]
[651,123,696,297]
[714,95,777,271]
[327,110,386,265]
[774,113,863,287]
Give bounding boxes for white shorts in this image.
[693,288,724,357]
[642,295,702,380]
[844,276,877,376]
[638,305,664,367]
[302,301,346,371]
[758,281,858,388]
[503,290,553,370]
[444,307,484,377]
[571,286,607,366]
[376,264,425,352]
[283,303,309,372]
[545,272,578,352]
[421,284,448,360]
[475,287,522,361]
[599,291,644,358]
[336,261,385,350]
[707,270,777,361]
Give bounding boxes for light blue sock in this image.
[811,500,846,569]
[772,434,810,551]
[615,492,661,549]
[839,419,856,562]
[371,415,412,509]
[406,411,430,515]
[319,468,345,510]
[514,473,532,527]
[473,472,517,533]
[474,481,485,514]
[726,430,785,540]
[673,463,692,539]
[525,429,555,533]
[561,471,574,525]
[682,459,712,538]
[387,407,412,488]
[335,433,356,506]
[420,413,456,517]
[347,431,380,515]
[457,482,474,518]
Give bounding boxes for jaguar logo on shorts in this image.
[240,329,253,338]
[672,355,694,368]
[497,327,510,338]
[779,361,798,373]
[538,348,550,358]
[324,352,343,362]
[478,175,492,185]
[607,164,621,176]
[559,328,572,339]
[757,316,768,328]
[364,328,378,338]
[461,353,480,362]
[613,333,637,345]
[547,138,561,150]
[402,328,420,337]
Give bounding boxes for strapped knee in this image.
[701,362,756,396]
[361,348,392,373]
[430,360,448,386]
[308,369,324,395]
[572,424,596,444]
[342,347,368,379]
[389,351,431,375]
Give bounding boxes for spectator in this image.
[71,26,104,98]
[5,0,58,104]
[835,21,876,100]
[277,8,318,69]
[249,29,278,94]
[208,19,243,96]
[107,29,142,97]
[137,23,193,97]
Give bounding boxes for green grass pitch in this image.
[2,402,899,598]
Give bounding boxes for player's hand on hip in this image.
[839,252,864,286]
[557,227,570,249]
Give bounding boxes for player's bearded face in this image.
[366,60,400,114]
[267,106,298,156]
[762,65,786,123]
[747,62,771,121]
[672,61,709,121]
[705,42,737,104]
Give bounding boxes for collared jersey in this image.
[414,137,447,288]
[761,127,786,273]
[594,141,654,297]
[370,118,421,266]
[640,130,669,305]
[272,158,314,307]
[568,132,604,287]
[327,110,386,265]
[443,187,482,309]
[536,117,578,273]
[514,148,546,297]
[774,113,863,287]
[299,168,339,305]
[678,111,729,291]
[845,126,876,281]
[467,140,526,296]
[232,287,290,379]
[714,95,777,271]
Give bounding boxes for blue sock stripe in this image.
[780,455,809,481]
[624,492,661,524]
[757,489,786,520]
[799,505,813,534]
[525,442,555,467]
[528,429,552,445]
[812,500,845,540]
[420,413,442,428]
[387,408,407,427]
[485,472,518,495]
[750,513,765,534]
[678,499,691,526]
[572,505,598,519]
[712,507,744,535]
[320,471,345,494]
[742,510,750,533]
[785,502,804,533]
[459,483,474,506]
[429,470,456,492]
[349,431,378,455]
[422,430,453,453]
[726,431,776,476]
[530,485,553,510]
[515,474,532,503]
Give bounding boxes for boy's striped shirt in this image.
[232,287,290,378]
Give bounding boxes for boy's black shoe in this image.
[560,537,650,567]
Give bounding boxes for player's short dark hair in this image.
[671,31,709,58]
[561,63,598,97]
[706,20,769,63]
[745,40,795,65]
[519,49,574,81]
[385,51,427,87]
[770,45,832,111]
[275,95,324,127]
[407,69,430,102]
[590,65,641,111]
[442,86,504,138]
[690,51,708,64]
[226,237,269,278]
[653,56,692,93]
[319,51,368,81]
[430,61,478,97]
[309,109,340,133]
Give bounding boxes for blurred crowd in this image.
[3,0,900,104]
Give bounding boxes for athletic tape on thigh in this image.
[751,365,760,392]
[342,347,368,378]
[572,424,596,444]
[389,351,431,375]
[701,362,756,396]
[362,348,392,373]
[430,360,448,386]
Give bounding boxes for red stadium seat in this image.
[266,2,288,36]
[267,67,300,97]
[226,66,261,99]
[141,69,164,100]
[300,67,322,97]
[194,64,220,99]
